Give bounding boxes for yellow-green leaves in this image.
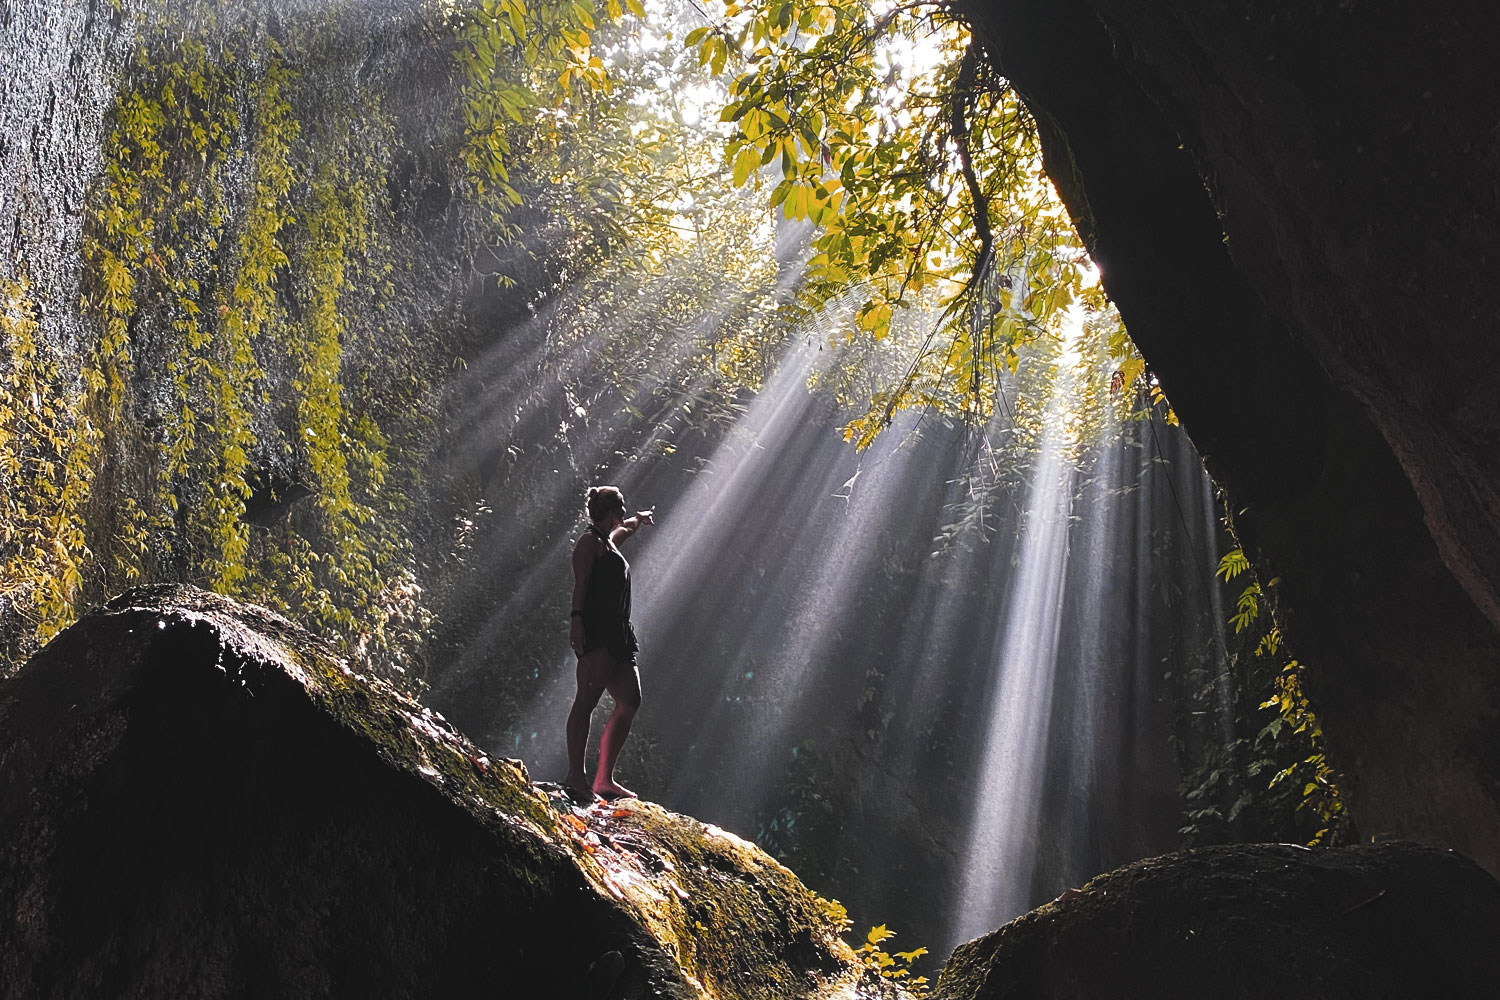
[297,169,355,523]
[688,25,731,75]
[687,0,1107,447]
[456,0,638,213]
[1217,547,1252,582]
[1212,536,1350,848]
[0,279,98,645]
[58,15,432,681]
[730,143,759,186]
[855,299,892,341]
[853,923,931,995]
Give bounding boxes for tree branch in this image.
[950,42,993,282]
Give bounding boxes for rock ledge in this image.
[0,585,864,1000]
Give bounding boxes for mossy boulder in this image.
[0,585,866,999]
[931,842,1500,1000]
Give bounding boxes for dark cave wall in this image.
[961,0,1500,870]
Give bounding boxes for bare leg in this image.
[593,658,642,799]
[565,648,615,794]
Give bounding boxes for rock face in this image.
[931,843,1500,1000]
[0,586,865,1000]
[0,0,131,357]
[961,0,1500,872]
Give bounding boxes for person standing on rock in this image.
[565,485,654,801]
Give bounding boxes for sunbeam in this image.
[427,279,1229,964]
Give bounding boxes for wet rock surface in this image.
[931,842,1500,1000]
[0,585,864,999]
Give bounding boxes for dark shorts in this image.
[582,620,639,662]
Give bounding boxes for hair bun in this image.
[585,485,625,522]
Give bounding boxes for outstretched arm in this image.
[610,508,655,546]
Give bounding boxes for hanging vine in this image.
[0,280,97,647]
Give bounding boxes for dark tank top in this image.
[581,526,637,659]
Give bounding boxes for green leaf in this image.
[1217,547,1251,582]
[732,147,759,187]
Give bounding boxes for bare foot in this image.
[593,780,637,800]
[563,775,597,803]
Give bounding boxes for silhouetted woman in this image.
[565,485,654,800]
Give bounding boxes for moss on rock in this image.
[0,584,867,999]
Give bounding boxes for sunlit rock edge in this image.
[0,584,884,1000]
[931,842,1500,1000]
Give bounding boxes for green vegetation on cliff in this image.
[1,0,1341,882]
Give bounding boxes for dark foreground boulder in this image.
[932,843,1500,1000]
[0,585,866,1000]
